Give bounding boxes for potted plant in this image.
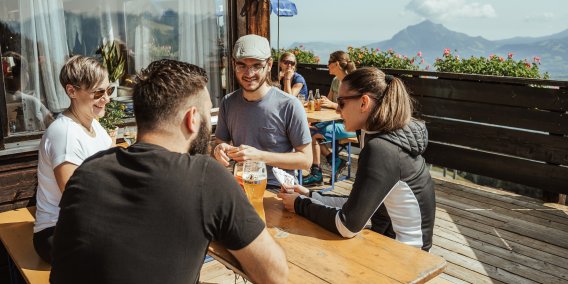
[97,40,126,96]
[99,100,126,145]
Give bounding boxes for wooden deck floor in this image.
[199,174,568,283]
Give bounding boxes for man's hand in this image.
[227,145,264,162]
[214,143,236,166]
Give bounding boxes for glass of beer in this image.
[242,161,267,221]
[233,162,245,191]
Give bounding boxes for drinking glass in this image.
[233,162,245,191]
[242,161,267,221]
[123,127,137,145]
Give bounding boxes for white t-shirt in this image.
[34,114,112,233]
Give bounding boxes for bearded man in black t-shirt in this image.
[50,59,288,284]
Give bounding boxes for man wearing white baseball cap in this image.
[214,34,312,189]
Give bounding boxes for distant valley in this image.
[290,20,568,80]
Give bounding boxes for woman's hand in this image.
[281,184,309,196]
[320,96,338,109]
[277,184,309,213]
[284,69,294,81]
[277,192,300,212]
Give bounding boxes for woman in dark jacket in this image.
[278,67,435,251]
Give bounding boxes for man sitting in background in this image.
[51,59,288,284]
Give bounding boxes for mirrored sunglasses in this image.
[282,60,296,66]
[74,85,115,100]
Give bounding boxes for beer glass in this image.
[242,161,267,221]
[233,162,245,190]
[123,127,137,145]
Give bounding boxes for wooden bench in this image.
[0,207,50,283]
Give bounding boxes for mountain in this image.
[367,20,496,63]
[494,29,568,45]
[291,20,568,79]
[497,36,568,79]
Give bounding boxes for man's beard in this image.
[188,119,211,155]
[238,72,269,92]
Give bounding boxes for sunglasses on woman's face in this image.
[337,94,365,109]
[282,60,296,66]
[73,85,115,100]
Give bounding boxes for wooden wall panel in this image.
[416,96,568,134]
[297,64,568,196]
[425,117,568,165]
[402,76,568,111]
[423,142,568,195]
[0,151,38,212]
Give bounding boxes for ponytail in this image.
[342,67,413,133]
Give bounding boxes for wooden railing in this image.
[297,63,568,196]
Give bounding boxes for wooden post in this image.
[236,0,270,38]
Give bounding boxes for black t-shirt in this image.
[50,143,265,284]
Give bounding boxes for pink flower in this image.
[443,48,450,55]
[388,48,393,52]
[417,51,422,57]
[425,65,430,70]
[507,53,513,59]
[375,48,380,52]
[403,55,408,60]
[420,58,425,64]
[396,54,401,58]
[499,56,504,62]
[410,58,415,64]
[534,56,541,63]
[489,54,495,59]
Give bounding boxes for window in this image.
[0,0,229,147]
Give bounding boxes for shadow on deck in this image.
[200,169,568,283]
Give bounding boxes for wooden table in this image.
[305,108,341,123]
[208,191,446,283]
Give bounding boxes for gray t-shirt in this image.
[216,87,312,186]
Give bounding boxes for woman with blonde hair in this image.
[303,50,357,185]
[277,52,308,98]
[33,55,114,263]
[279,67,436,251]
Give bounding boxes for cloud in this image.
[524,12,554,23]
[406,0,496,21]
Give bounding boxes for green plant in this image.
[272,46,320,64]
[433,49,550,79]
[99,100,126,132]
[98,40,126,82]
[347,47,424,70]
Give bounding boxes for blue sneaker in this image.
[303,169,323,186]
[329,157,348,183]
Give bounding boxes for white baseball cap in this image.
[233,34,271,60]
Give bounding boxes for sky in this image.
[269,0,568,48]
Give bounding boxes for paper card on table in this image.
[272,167,295,191]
